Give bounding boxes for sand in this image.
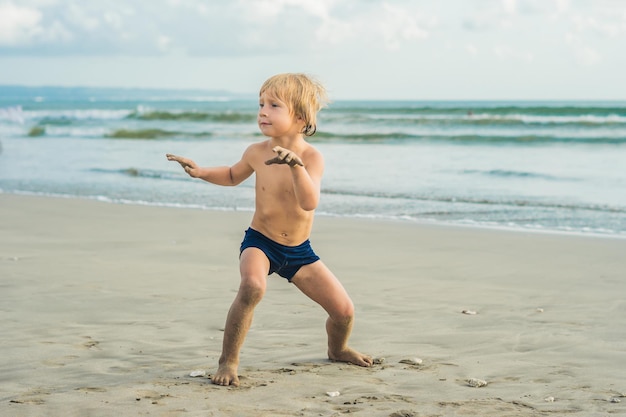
[1,193,625,416]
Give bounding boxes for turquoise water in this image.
[1,86,625,237]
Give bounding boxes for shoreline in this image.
[3,189,625,241]
[2,193,625,416]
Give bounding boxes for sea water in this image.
[1,86,625,238]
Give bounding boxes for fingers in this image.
[166,153,193,167]
[265,156,283,165]
[166,153,186,164]
[266,146,304,167]
[264,157,304,167]
[166,153,198,178]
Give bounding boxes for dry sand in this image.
[1,193,625,416]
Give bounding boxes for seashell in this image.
[372,357,385,365]
[326,391,340,397]
[399,358,423,366]
[189,370,206,377]
[544,396,555,402]
[462,310,477,315]
[536,308,544,313]
[466,378,487,387]
[610,397,621,403]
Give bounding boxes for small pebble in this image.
[399,358,423,366]
[466,378,487,387]
[326,391,340,397]
[544,396,555,402]
[462,310,477,315]
[610,397,621,403]
[536,308,544,313]
[189,370,206,377]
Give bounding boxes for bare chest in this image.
[255,165,295,201]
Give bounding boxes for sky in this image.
[0,0,625,100]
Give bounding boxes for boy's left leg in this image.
[291,261,372,367]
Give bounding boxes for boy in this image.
[166,73,372,387]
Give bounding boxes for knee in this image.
[331,300,355,323]
[237,278,266,306]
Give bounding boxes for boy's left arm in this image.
[266,146,322,211]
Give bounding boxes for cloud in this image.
[466,43,479,56]
[462,0,572,32]
[0,2,43,45]
[564,31,602,67]
[2,0,624,66]
[570,14,624,37]
[493,44,534,63]
[0,0,436,56]
[575,45,601,66]
[378,3,433,49]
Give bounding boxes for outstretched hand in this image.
[265,146,304,167]
[166,153,199,177]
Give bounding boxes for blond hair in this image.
[259,73,329,136]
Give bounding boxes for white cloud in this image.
[66,3,100,31]
[0,2,42,45]
[502,0,517,15]
[315,18,354,45]
[157,35,172,52]
[379,3,432,50]
[493,44,534,63]
[575,46,601,66]
[466,43,479,56]
[571,14,623,37]
[240,0,334,20]
[0,0,625,99]
[103,12,124,30]
[0,0,442,56]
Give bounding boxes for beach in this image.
[1,193,625,416]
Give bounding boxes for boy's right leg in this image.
[212,248,269,387]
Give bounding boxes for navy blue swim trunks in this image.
[239,228,320,281]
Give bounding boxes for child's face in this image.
[257,91,304,138]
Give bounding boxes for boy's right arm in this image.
[166,153,253,186]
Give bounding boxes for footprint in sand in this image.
[78,336,100,350]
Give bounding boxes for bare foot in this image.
[211,363,240,387]
[329,348,373,367]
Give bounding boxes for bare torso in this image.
[247,140,319,246]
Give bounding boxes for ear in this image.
[302,124,316,136]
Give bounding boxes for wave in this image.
[463,113,626,126]
[322,188,626,214]
[104,128,213,139]
[90,167,186,180]
[127,109,256,123]
[23,109,133,122]
[338,113,626,127]
[461,169,573,181]
[312,131,626,144]
[330,103,626,116]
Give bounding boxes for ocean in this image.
[1,86,625,238]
